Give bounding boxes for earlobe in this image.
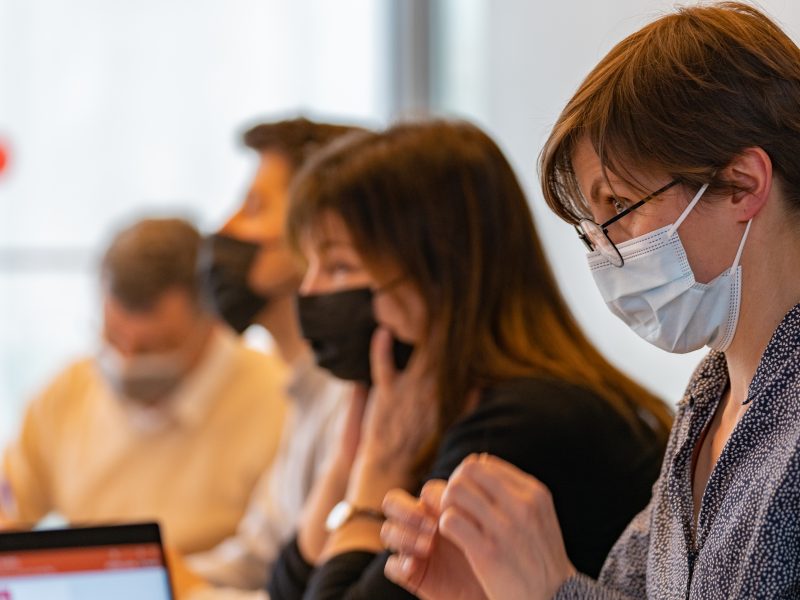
[724,147,773,222]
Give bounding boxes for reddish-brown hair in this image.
[242,117,365,171]
[289,120,671,470]
[541,2,800,222]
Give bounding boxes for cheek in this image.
[247,247,300,293]
[374,291,427,343]
[607,210,674,245]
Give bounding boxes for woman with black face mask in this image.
[267,120,673,600]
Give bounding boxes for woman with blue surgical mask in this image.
[382,3,800,599]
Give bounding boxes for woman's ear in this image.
[721,147,773,222]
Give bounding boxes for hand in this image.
[438,454,576,600]
[297,388,369,563]
[354,327,438,487]
[331,385,370,473]
[382,481,489,600]
[320,334,438,560]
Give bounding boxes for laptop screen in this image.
[0,523,173,600]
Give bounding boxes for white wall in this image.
[435,0,800,404]
[0,0,390,445]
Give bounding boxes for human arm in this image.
[267,387,371,600]
[383,454,653,600]
[268,328,438,599]
[0,368,73,525]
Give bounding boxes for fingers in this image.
[441,471,497,532]
[385,553,426,595]
[382,521,435,558]
[419,479,446,513]
[438,505,488,561]
[383,489,437,534]
[447,454,544,515]
[439,453,550,542]
[370,326,396,387]
[382,489,437,557]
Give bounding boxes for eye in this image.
[323,261,356,277]
[612,196,629,214]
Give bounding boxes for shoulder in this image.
[429,377,662,483]
[467,377,619,434]
[224,335,290,397]
[18,357,100,435]
[30,358,98,408]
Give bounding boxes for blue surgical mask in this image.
[588,183,752,354]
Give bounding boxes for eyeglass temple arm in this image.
[597,179,681,231]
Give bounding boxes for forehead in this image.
[570,137,662,200]
[571,138,604,196]
[253,151,293,185]
[302,211,356,252]
[103,289,193,343]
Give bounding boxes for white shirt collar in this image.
[117,325,239,432]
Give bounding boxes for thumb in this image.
[370,326,396,387]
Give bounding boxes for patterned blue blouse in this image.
[557,303,800,599]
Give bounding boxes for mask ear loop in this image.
[667,183,710,238]
[730,219,752,271]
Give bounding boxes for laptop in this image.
[0,523,173,600]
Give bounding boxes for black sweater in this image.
[269,377,666,600]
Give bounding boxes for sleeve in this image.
[269,538,416,600]
[553,501,653,599]
[186,464,290,589]
[554,575,633,600]
[303,551,416,600]
[267,537,317,600]
[189,376,348,591]
[278,388,544,599]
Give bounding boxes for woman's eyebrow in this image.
[589,178,608,203]
[317,239,353,252]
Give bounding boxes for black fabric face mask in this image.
[296,287,415,383]
[198,234,269,333]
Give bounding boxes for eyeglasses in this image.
[575,179,680,267]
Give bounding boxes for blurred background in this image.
[2,0,800,446]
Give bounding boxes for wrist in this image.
[347,454,414,508]
[548,563,578,597]
[325,501,385,533]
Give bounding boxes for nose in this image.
[298,263,323,296]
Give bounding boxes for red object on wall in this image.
[0,141,8,176]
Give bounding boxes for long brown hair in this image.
[290,120,671,467]
[540,2,800,222]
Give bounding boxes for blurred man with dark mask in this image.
[0,218,287,555]
[184,119,362,597]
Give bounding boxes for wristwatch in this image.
[325,501,386,532]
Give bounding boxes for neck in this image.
[256,293,308,365]
[724,216,800,403]
[181,314,216,376]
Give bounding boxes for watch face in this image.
[325,501,353,532]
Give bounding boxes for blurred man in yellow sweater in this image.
[0,218,287,554]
